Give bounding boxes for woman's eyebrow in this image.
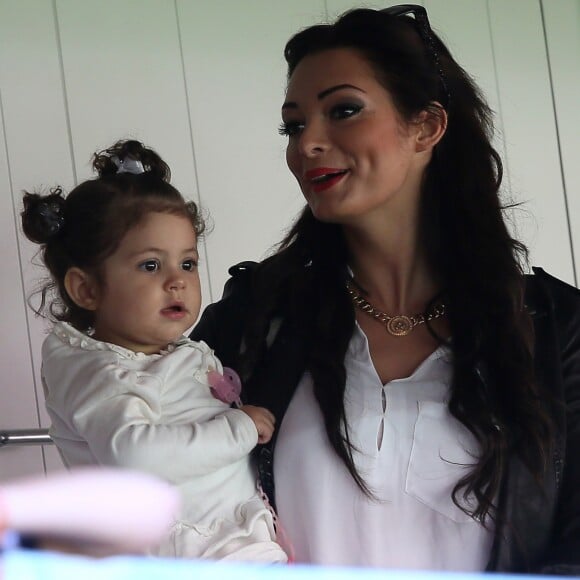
[282,83,365,110]
[317,83,365,99]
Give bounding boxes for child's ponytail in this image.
[21,189,66,244]
[93,140,171,182]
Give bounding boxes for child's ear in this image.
[64,268,99,311]
[414,104,447,153]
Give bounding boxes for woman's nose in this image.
[297,121,329,157]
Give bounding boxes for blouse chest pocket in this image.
[405,401,480,524]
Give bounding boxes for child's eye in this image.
[278,120,304,137]
[138,259,160,272]
[181,259,198,272]
[329,103,363,120]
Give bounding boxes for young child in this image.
[20,139,287,563]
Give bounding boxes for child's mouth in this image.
[161,304,186,319]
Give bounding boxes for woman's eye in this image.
[329,103,363,120]
[278,121,303,137]
[138,260,159,272]
[181,259,198,272]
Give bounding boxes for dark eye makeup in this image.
[279,101,364,137]
[329,102,363,119]
[278,120,303,137]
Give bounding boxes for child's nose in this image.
[165,273,185,291]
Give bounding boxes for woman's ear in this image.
[414,104,447,152]
[64,267,99,311]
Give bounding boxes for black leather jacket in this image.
[191,264,580,575]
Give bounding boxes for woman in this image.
[191,6,580,574]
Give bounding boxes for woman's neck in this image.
[343,220,439,316]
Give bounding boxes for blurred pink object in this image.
[0,467,179,554]
[208,367,242,406]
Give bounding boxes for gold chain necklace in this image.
[346,280,446,337]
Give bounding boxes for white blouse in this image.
[274,323,494,570]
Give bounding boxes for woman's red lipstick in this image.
[305,167,348,193]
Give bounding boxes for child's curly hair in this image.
[21,139,205,330]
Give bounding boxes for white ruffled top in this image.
[42,322,286,562]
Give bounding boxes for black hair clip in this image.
[38,201,65,237]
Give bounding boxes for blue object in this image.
[2,550,577,580]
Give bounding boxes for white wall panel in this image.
[425,0,507,182]
[543,0,580,286]
[55,0,211,303]
[177,0,323,297]
[0,102,45,480]
[326,0,400,18]
[0,110,48,479]
[489,0,574,284]
[0,0,68,477]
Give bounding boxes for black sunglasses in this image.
[381,4,451,107]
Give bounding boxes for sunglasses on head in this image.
[381,4,451,108]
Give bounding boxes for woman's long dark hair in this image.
[241,9,553,522]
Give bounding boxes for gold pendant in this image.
[386,315,413,336]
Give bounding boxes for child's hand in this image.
[240,405,276,444]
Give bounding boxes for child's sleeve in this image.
[42,347,259,483]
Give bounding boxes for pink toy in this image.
[0,467,179,555]
[207,367,242,406]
